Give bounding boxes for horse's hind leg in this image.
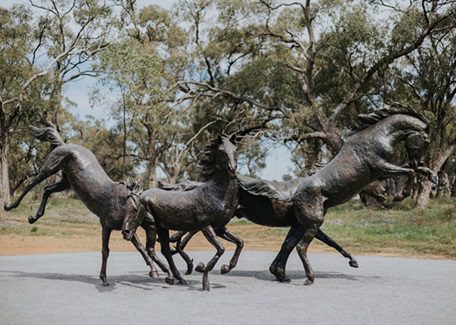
[142,222,173,282]
[195,226,225,291]
[314,229,358,268]
[100,226,112,286]
[130,233,159,279]
[293,186,325,285]
[29,176,70,224]
[171,230,197,275]
[175,232,195,275]
[215,226,244,274]
[4,151,65,210]
[156,224,187,286]
[296,233,316,285]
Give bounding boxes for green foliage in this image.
[322,198,456,257]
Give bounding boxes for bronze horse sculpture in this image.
[4,124,172,286]
[269,106,433,285]
[122,135,238,291]
[125,106,432,286]
[158,175,359,278]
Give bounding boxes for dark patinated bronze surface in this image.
[4,124,171,286]
[270,107,433,285]
[156,107,433,286]
[159,175,359,280]
[122,135,239,291]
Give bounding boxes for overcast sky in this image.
[1,0,294,180]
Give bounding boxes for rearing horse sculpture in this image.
[122,135,238,291]
[270,106,433,285]
[4,124,172,286]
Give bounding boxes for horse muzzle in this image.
[122,229,135,241]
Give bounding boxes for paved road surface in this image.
[1,251,455,324]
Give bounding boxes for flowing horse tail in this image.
[30,123,65,148]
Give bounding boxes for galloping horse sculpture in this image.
[122,135,238,291]
[4,123,172,286]
[159,175,359,278]
[153,106,432,285]
[269,106,432,285]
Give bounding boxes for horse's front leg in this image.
[215,226,244,274]
[130,233,159,279]
[195,226,225,291]
[100,226,112,286]
[29,177,70,224]
[315,229,358,268]
[142,222,174,285]
[269,225,305,282]
[378,161,416,178]
[156,225,187,286]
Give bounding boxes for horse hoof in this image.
[202,283,210,291]
[185,264,194,275]
[303,278,314,286]
[269,267,290,282]
[349,260,359,268]
[195,262,205,273]
[149,270,159,278]
[177,279,187,286]
[4,204,12,211]
[220,264,231,274]
[28,216,37,224]
[165,277,175,285]
[278,275,291,283]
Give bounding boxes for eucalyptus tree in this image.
[96,3,213,187]
[28,0,113,127]
[175,0,455,177]
[0,1,114,208]
[385,18,456,208]
[0,5,50,208]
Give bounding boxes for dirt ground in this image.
[0,223,340,256]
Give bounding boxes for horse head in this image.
[200,135,238,180]
[121,182,144,241]
[405,130,430,168]
[29,124,65,147]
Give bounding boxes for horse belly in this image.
[240,199,293,227]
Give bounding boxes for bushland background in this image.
[1,0,455,257]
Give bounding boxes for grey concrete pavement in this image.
[0,251,455,325]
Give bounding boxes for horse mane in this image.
[351,104,428,133]
[30,124,65,147]
[198,136,224,181]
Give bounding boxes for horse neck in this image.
[378,115,423,145]
[206,169,237,202]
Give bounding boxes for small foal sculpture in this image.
[4,124,172,286]
[122,135,239,291]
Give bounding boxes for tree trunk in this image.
[0,137,11,209]
[147,130,157,188]
[416,145,456,208]
[50,77,63,128]
[436,171,450,198]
